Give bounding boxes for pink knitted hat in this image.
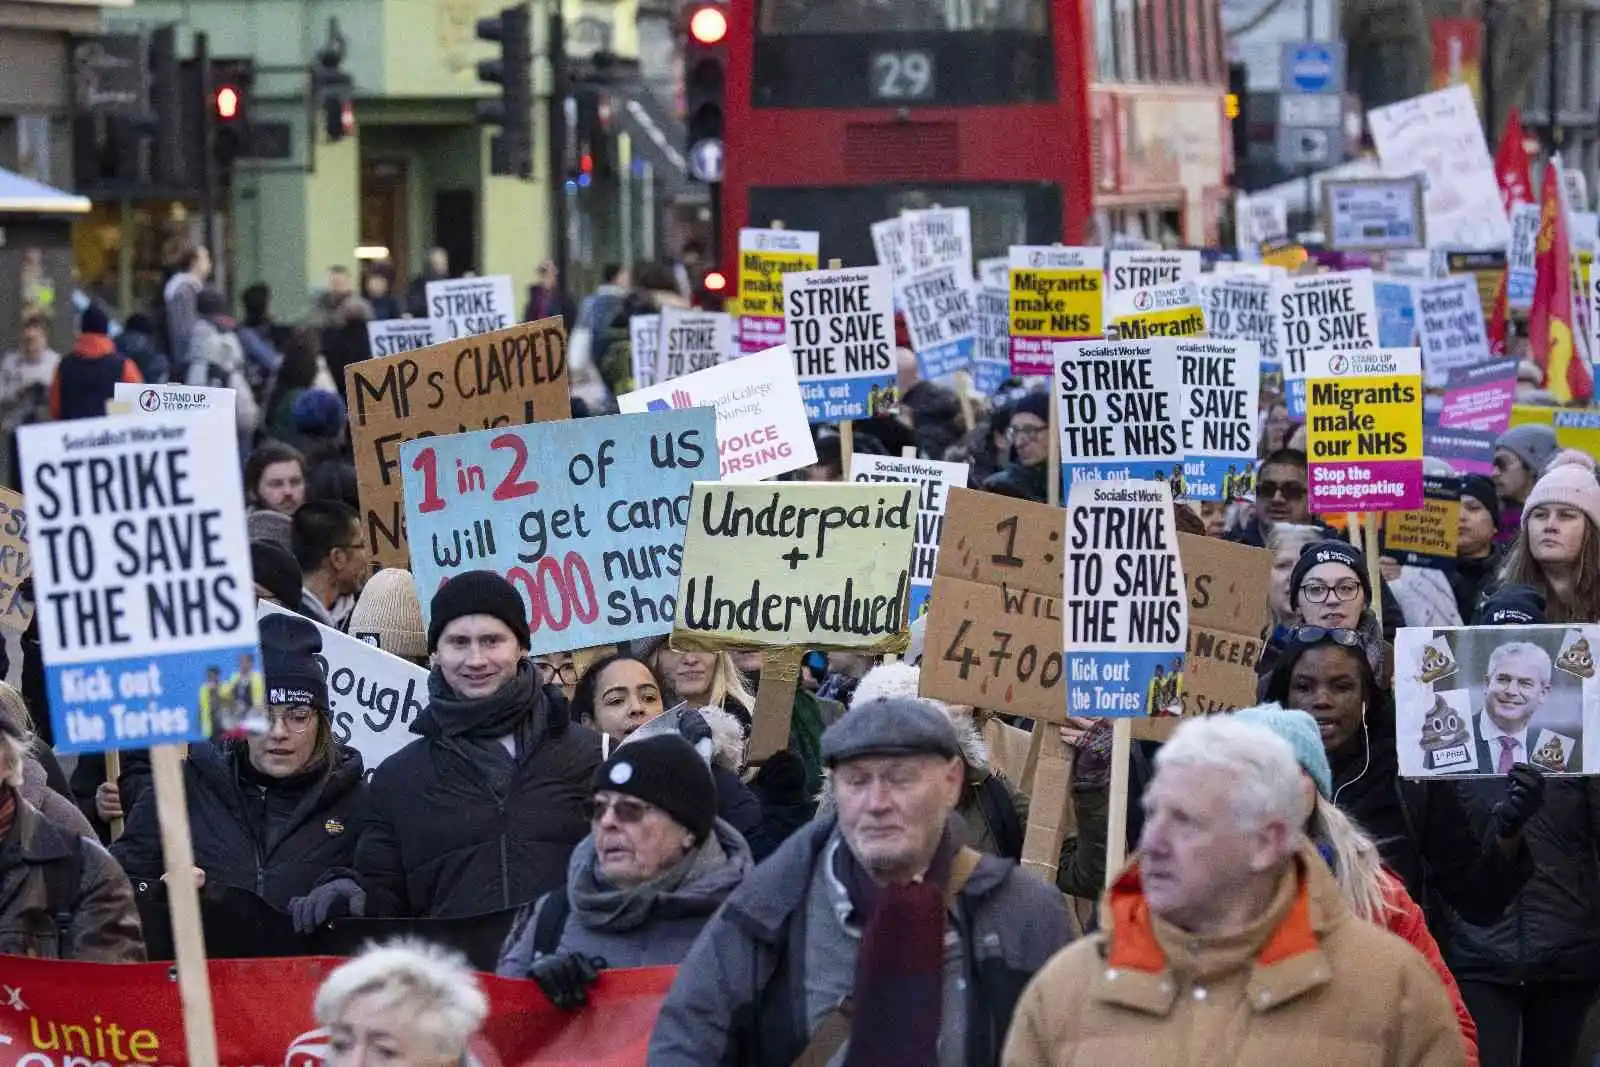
[1523,450,1600,532]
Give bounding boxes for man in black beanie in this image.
[293,569,600,927]
[980,390,1051,501]
[1454,473,1503,622]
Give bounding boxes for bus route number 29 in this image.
[871,50,935,102]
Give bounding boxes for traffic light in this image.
[314,46,355,143]
[683,1,727,184]
[210,58,255,171]
[476,2,533,179]
[1228,61,1248,182]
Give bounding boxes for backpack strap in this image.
[532,884,571,957]
[41,845,82,955]
[974,774,1025,861]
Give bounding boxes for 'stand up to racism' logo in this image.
[1132,290,1153,311]
[139,390,161,412]
[1327,353,1350,375]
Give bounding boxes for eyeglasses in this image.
[583,796,651,824]
[1008,423,1047,442]
[1289,626,1362,648]
[265,707,317,733]
[1299,580,1364,604]
[1257,479,1307,502]
[537,660,578,684]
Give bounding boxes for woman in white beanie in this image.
[1494,450,1600,623]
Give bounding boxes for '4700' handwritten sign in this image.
[918,488,1068,723]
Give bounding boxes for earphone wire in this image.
[1333,702,1372,808]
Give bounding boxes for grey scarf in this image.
[568,834,728,933]
[421,659,543,740]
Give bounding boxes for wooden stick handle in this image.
[152,743,218,1067]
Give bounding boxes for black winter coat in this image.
[111,741,367,911]
[349,687,602,919]
[1444,777,1600,984]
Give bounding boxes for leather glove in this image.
[1492,762,1546,838]
[289,878,366,934]
[529,952,607,1011]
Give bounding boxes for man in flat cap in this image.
[649,695,1073,1066]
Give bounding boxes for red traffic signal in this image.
[688,4,728,46]
[215,85,241,120]
[703,270,728,292]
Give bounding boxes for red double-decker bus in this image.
[719,0,1230,268]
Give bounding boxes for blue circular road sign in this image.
[1289,44,1336,93]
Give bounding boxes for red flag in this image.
[1530,158,1594,403]
[1495,108,1535,211]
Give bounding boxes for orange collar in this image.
[1106,860,1319,973]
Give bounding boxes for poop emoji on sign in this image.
[1558,636,1596,679]
[1418,695,1474,772]
[1417,641,1457,684]
[1532,733,1570,772]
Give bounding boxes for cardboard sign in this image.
[1413,275,1490,387]
[366,319,437,359]
[1107,250,1201,299]
[1065,480,1187,717]
[849,454,969,620]
[1054,340,1183,485]
[399,408,716,653]
[113,383,234,416]
[425,275,516,341]
[972,281,1012,396]
[783,266,898,423]
[919,490,1070,723]
[904,207,973,274]
[673,482,914,653]
[618,345,816,482]
[629,314,661,390]
[0,487,31,631]
[656,307,733,382]
[260,602,427,776]
[899,262,977,380]
[347,317,569,571]
[1008,245,1105,375]
[1305,347,1425,512]
[19,411,260,754]
[1176,339,1261,502]
[737,228,819,354]
[1439,360,1516,433]
[1274,269,1379,417]
[1200,275,1280,393]
[1395,624,1600,776]
[1383,474,1461,569]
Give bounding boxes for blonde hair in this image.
[708,651,755,712]
[1310,795,1396,924]
[313,938,487,1056]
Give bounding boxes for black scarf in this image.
[423,659,543,740]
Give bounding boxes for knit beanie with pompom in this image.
[1522,450,1600,532]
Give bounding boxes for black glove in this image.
[1492,762,1546,838]
[289,878,366,934]
[750,749,807,802]
[529,952,607,1011]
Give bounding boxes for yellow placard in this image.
[1110,306,1206,340]
[1510,404,1600,453]
[1384,497,1461,561]
[739,249,817,318]
[1261,243,1308,271]
[1008,268,1103,341]
[1307,377,1424,464]
[672,482,916,653]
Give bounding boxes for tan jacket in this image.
[1002,843,1465,1067]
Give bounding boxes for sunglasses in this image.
[583,796,652,824]
[1289,626,1362,648]
[1257,479,1307,502]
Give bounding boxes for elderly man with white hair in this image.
[1003,716,1465,1067]
[315,938,488,1067]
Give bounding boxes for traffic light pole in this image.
[548,9,570,280]
[196,31,218,275]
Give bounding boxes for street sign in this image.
[1278,94,1341,127]
[1277,40,1345,171]
[72,35,149,117]
[688,137,724,183]
[1285,42,1339,93]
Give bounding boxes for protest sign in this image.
[1304,347,1424,513]
[347,317,569,571]
[0,487,30,630]
[1368,85,1509,249]
[1175,339,1260,501]
[1054,340,1183,486]
[19,410,260,754]
[1382,474,1461,569]
[1065,480,1187,717]
[656,307,732,381]
[1008,245,1105,375]
[1439,359,1516,433]
[1395,623,1600,776]
[260,602,426,776]
[899,261,977,379]
[919,489,1069,722]
[113,383,235,416]
[905,207,972,273]
[1108,283,1206,340]
[1424,423,1496,475]
[618,345,816,482]
[972,280,1012,396]
[672,482,914,653]
[1200,275,1280,392]
[400,408,716,653]
[1414,275,1490,386]
[425,274,516,340]
[629,314,660,389]
[1238,192,1289,251]
[1510,405,1600,458]
[1374,276,1418,348]
[1507,201,1540,310]
[1107,250,1201,299]
[737,228,819,353]
[783,266,897,423]
[1274,269,1379,416]
[1323,176,1426,252]
[366,318,437,359]
[849,454,968,620]
[870,216,911,282]
[1445,250,1508,325]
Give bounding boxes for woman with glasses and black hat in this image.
[111,613,368,917]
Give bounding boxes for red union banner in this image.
[0,957,674,1066]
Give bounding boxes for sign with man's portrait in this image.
[1395,625,1600,776]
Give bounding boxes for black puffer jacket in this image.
[1444,777,1600,984]
[111,740,367,911]
[350,676,602,919]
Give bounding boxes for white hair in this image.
[1487,641,1553,685]
[0,682,32,790]
[313,938,487,1055]
[1266,522,1322,557]
[1155,717,1304,832]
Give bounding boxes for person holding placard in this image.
[1491,451,1600,623]
[980,391,1050,502]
